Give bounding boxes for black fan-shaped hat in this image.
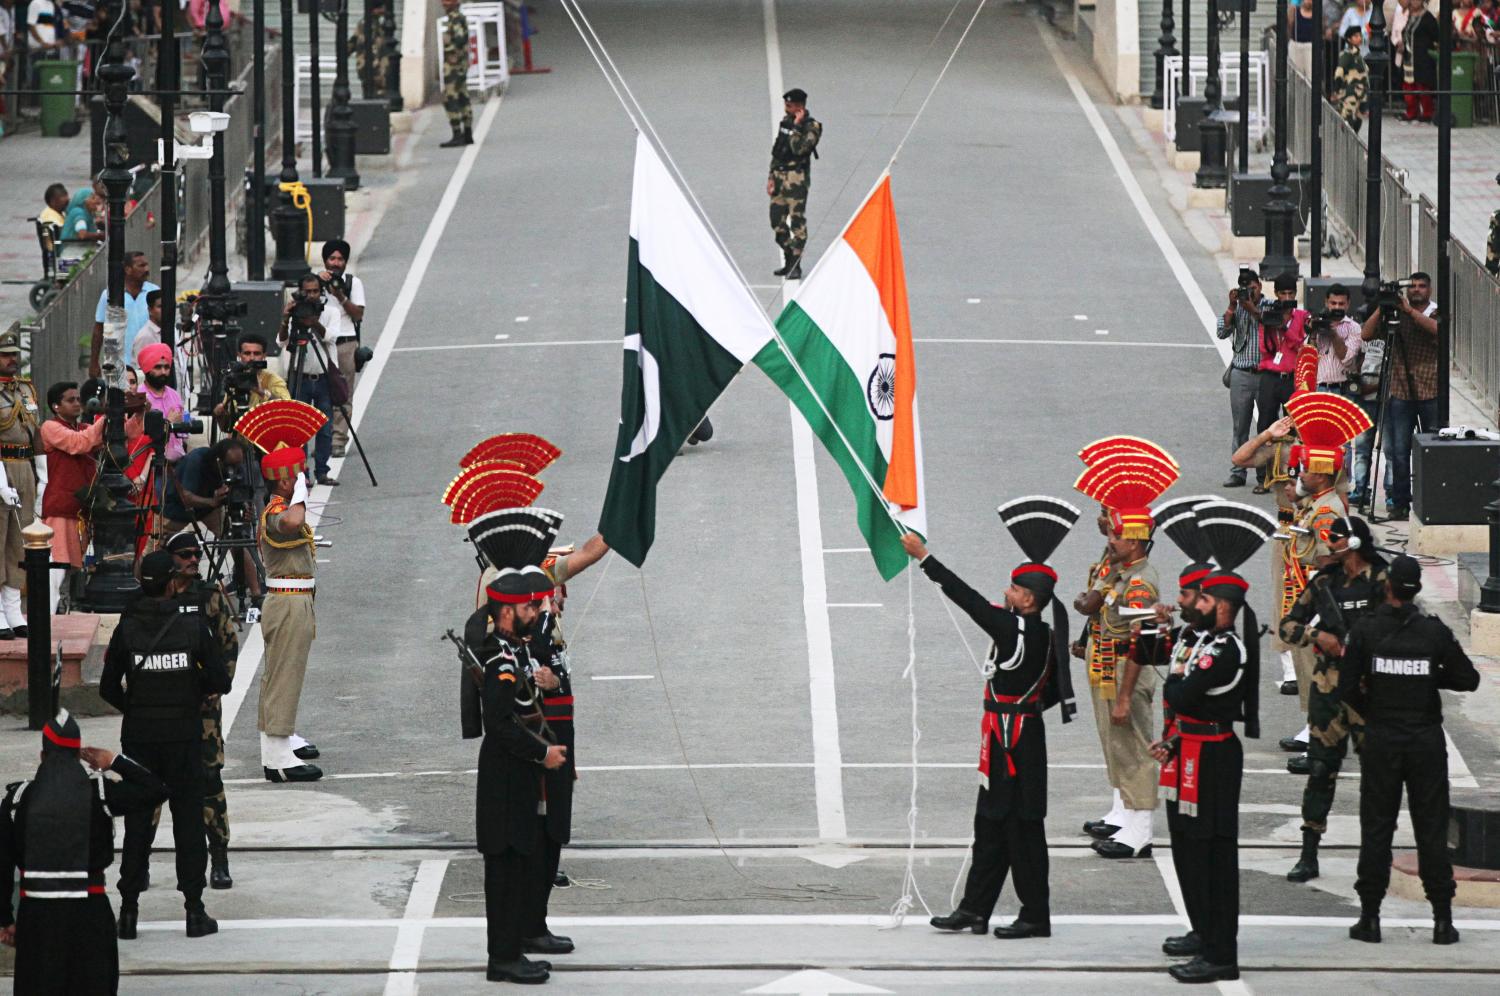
[1192,500,1278,573]
[997,496,1081,565]
[1151,495,1215,563]
[467,507,564,571]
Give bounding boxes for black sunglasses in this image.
[172,549,202,559]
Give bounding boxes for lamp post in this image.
[1260,0,1298,281]
[1197,0,1229,188]
[1238,0,1250,173]
[382,4,402,111]
[156,0,179,345]
[79,37,142,613]
[1152,0,1178,111]
[249,0,268,280]
[326,0,360,188]
[1361,3,1390,306]
[1436,0,1452,426]
[272,0,307,280]
[1310,0,1324,277]
[309,0,323,177]
[195,0,244,386]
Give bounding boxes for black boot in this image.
[117,905,138,940]
[992,918,1050,939]
[773,248,793,277]
[210,844,233,890]
[439,127,470,148]
[1286,830,1321,883]
[786,251,803,280]
[1349,913,1381,943]
[1433,901,1460,945]
[1168,956,1240,983]
[929,909,988,934]
[185,898,219,938]
[1161,931,1202,957]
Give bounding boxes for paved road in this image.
[88,1,1500,991]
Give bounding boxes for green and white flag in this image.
[598,135,774,566]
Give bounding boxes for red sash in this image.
[979,687,1038,789]
[1157,714,1181,802]
[1174,715,1233,816]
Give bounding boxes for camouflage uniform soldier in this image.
[767,87,822,280]
[351,2,391,96]
[166,532,241,891]
[1332,25,1369,133]
[1487,172,1500,274]
[1278,517,1385,884]
[0,331,41,639]
[440,0,473,148]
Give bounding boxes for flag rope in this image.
[883,565,933,928]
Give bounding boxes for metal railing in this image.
[1420,194,1500,416]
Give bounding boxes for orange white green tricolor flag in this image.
[756,174,926,581]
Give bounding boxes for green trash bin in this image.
[1446,50,1478,128]
[35,60,78,138]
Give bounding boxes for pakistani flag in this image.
[598,135,774,567]
[755,175,927,581]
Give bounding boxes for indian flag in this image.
[755,175,926,581]
[598,135,775,567]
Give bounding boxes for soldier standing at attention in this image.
[0,330,41,639]
[767,87,822,280]
[166,532,242,890]
[440,0,473,147]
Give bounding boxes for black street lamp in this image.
[1237,0,1250,173]
[1361,4,1390,305]
[308,0,323,178]
[156,0,179,344]
[1261,0,1299,280]
[1310,0,1324,276]
[249,0,268,280]
[80,40,142,613]
[1436,0,1453,426]
[272,0,307,280]
[326,0,361,188]
[1197,0,1229,188]
[1152,0,1178,111]
[382,4,402,111]
[194,0,245,385]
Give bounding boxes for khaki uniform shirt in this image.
[1086,556,1158,699]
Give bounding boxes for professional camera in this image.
[290,294,323,326]
[318,271,348,296]
[220,458,256,511]
[1375,279,1413,334]
[1261,299,1292,327]
[142,410,203,453]
[1308,305,1346,336]
[226,358,267,393]
[1236,267,1257,291]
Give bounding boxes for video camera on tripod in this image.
[1373,279,1416,334]
[143,409,203,451]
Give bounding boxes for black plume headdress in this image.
[1151,495,1215,564]
[1192,500,1278,573]
[467,507,565,571]
[997,496,1081,724]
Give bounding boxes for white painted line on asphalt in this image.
[592,674,655,681]
[1074,314,1088,320]
[221,95,505,748]
[493,333,509,340]
[391,339,616,352]
[383,858,449,996]
[823,547,868,554]
[828,602,883,608]
[966,297,981,303]
[514,315,530,323]
[915,337,1217,349]
[1446,728,1480,789]
[1151,848,1189,926]
[1038,26,1230,366]
[1094,329,1109,335]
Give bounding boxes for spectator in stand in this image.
[125,366,138,391]
[26,0,62,57]
[40,381,106,610]
[1291,0,1319,42]
[1361,272,1439,521]
[1393,0,1411,79]
[1218,268,1265,489]
[37,183,68,238]
[130,290,189,376]
[136,344,187,464]
[1455,0,1485,43]
[90,250,159,377]
[1253,273,1308,494]
[1339,0,1375,53]
[59,187,104,265]
[1401,0,1439,122]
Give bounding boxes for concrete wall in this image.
[401,0,446,109]
[1094,0,1142,100]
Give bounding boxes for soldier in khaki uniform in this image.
[1073,438,1180,860]
[0,331,41,639]
[166,532,241,890]
[439,0,473,147]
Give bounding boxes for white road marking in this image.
[391,338,617,352]
[592,674,655,681]
[514,315,530,322]
[131,912,1500,930]
[916,337,1216,349]
[1037,27,1230,366]
[828,602,883,608]
[966,297,981,304]
[383,858,449,996]
[220,95,505,748]
[765,0,846,843]
[1152,848,1189,926]
[823,547,869,554]
[493,333,509,340]
[1446,728,1479,789]
[1074,314,1088,320]
[1094,329,1109,335]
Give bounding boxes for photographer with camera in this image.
[1216,268,1265,489]
[1360,271,1439,520]
[318,240,368,459]
[1252,274,1309,494]
[159,438,262,603]
[277,274,339,486]
[136,344,190,464]
[1310,284,1363,394]
[212,333,291,432]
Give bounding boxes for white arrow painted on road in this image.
[744,969,892,995]
[797,848,871,869]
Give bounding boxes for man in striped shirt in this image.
[1217,269,1264,488]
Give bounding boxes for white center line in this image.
[828,602,883,608]
[591,674,656,681]
[765,0,845,843]
[823,547,868,554]
[382,858,449,996]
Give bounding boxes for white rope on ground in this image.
[884,566,933,927]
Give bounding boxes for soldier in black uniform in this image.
[1341,555,1479,946]
[99,550,231,941]
[908,497,1077,941]
[465,565,569,985]
[1278,517,1387,883]
[1159,565,1260,984]
[0,711,169,995]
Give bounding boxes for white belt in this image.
[267,578,316,591]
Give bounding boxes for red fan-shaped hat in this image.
[1077,435,1181,469]
[1073,442,1180,540]
[1286,391,1371,474]
[460,434,561,476]
[260,445,308,482]
[234,400,327,454]
[1293,343,1320,395]
[442,463,544,524]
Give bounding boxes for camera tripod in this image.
[284,328,378,487]
[1356,303,1427,525]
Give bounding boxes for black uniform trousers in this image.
[1172,737,1242,967]
[1356,741,1455,905]
[959,797,1050,925]
[1166,803,1205,937]
[118,740,207,904]
[484,815,544,963]
[14,894,119,995]
[525,836,563,938]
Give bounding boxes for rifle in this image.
[441,628,555,747]
[1308,574,1349,643]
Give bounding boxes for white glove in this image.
[290,471,309,508]
[0,487,17,508]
